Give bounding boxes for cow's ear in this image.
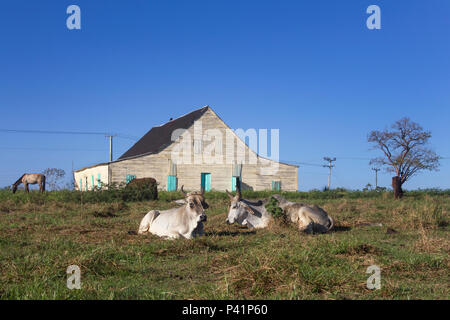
[174,199,186,205]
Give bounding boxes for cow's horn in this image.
[180,185,187,196]
[225,190,234,201]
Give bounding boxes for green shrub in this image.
[265,196,285,221]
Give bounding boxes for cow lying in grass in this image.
[225,183,334,233]
[138,186,209,239]
[225,188,272,229]
[272,194,334,234]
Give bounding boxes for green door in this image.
[168,175,177,191]
[201,173,211,192]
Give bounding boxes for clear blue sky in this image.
[0,0,449,191]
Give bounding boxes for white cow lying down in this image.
[138,186,209,239]
[272,194,334,233]
[224,181,334,234]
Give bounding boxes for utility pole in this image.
[323,157,336,190]
[105,135,116,162]
[372,167,380,189]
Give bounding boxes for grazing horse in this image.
[12,173,46,193]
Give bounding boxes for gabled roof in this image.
[118,106,209,160]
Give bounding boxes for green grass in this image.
[0,190,448,299]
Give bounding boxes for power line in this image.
[0,129,110,135]
[0,147,105,151]
[0,129,138,141]
[0,128,138,162]
[336,157,372,160]
[280,160,323,167]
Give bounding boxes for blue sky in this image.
[0,0,449,191]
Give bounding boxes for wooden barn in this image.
[74,106,298,192]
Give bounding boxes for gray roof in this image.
[118,106,209,160]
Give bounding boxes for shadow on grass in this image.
[205,230,257,237]
[330,226,352,233]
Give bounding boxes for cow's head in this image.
[180,185,208,223]
[225,184,254,225]
[12,184,18,194]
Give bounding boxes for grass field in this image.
[0,189,448,299]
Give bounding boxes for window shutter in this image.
[272,181,281,191]
[168,176,177,191]
[126,174,136,184]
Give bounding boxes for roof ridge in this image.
[154,105,210,128]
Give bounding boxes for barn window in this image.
[126,174,136,184]
[232,162,242,191]
[79,179,82,191]
[232,162,242,177]
[272,181,281,191]
[194,139,202,154]
[168,160,177,176]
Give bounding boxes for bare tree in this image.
[368,118,440,199]
[42,168,66,191]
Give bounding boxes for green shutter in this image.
[272,181,281,191]
[80,179,82,191]
[201,173,211,192]
[97,173,101,188]
[168,175,177,191]
[92,176,94,189]
[126,174,136,184]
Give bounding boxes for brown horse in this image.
[12,173,46,193]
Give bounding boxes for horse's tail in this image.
[41,175,46,192]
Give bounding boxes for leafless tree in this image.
[42,168,66,191]
[368,118,440,199]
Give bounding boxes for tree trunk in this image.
[392,176,403,199]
